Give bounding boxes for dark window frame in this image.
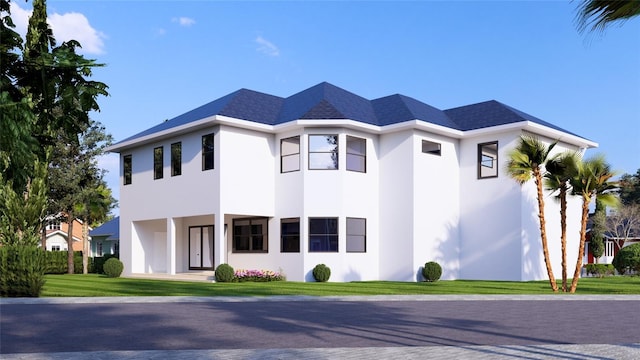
[346,136,366,173]
[280,218,300,253]
[308,217,339,252]
[281,136,300,173]
[154,146,163,180]
[478,141,499,179]
[202,133,215,171]
[422,140,442,156]
[123,154,132,185]
[232,217,269,253]
[308,134,339,170]
[346,217,366,253]
[171,142,182,177]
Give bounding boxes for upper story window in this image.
[171,142,182,176]
[478,141,498,179]
[47,221,61,231]
[309,217,338,252]
[153,146,163,180]
[422,140,441,156]
[281,136,300,173]
[346,217,366,252]
[202,133,214,171]
[281,218,300,253]
[233,217,268,253]
[123,154,132,185]
[309,135,338,170]
[346,136,366,173]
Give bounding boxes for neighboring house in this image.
[585,223,640,265]
[44,217,87,252]
[107,82,597,282]
[89,217,120,257]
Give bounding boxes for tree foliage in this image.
[619,169,640,205]
[576,0,640,33]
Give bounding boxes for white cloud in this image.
[255,35,280,57]
[172,17,195,27]
[9,2,106,55]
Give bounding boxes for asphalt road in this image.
[2,298,639,355]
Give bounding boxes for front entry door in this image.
[189,225,214,270]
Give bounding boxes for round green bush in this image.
[103,258,124,278]
[612,243,640,275]
[215,263,235,282]
[422,261,442,282]
[312,264,331,282]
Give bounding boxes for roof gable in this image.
[89,216,120,241]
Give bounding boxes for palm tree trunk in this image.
[570,197,591,293]
[534,172,558,292]
[82,220,89,274]
[67,213,74,274]
[560,186,568,292]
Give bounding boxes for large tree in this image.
[544,151,579,292]
[576,0,640,33]
[619,169,640,205]
[569,155,619,293]
[507,135,558,292]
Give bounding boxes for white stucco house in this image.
[107,82,596,282]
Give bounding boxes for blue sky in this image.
[8,1,640,215]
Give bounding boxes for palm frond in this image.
[576,0,640,33]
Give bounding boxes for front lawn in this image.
[39,274,640,297]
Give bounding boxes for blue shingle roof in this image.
[113,82,583,146]
[89,216,119,241]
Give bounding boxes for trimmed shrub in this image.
[0,245,46,297]
[103,258,124,278]
[585,264,615,277]
[312,264,331,282]
[44,251,68,274]
[93,253,118,274]
[234,269,285,282]
[215,263,235,282]
[422,261,442,282]
[612,243,640,275]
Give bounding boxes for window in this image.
[171,142,182,176]
[97,242,103,257]
[123,155,132,185]
[309,217,338,252]
[47,221,61,231]
[202,133,214,171]
[281,218,300,252]
[233,218,268,252]
[154,146,163,179]
[478,142,498,178]
[422,140,441,156]
[281,136,300,173]
[346,136,366,172]
[114,242,119,254]
[309,135,338,170]
[51,245,60,251]
[346,218,366,252]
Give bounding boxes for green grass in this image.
[39,274,640,297]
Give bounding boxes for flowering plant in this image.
[234,269,285,282]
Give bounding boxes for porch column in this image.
[167,217,176,275]
[214,213,226,267]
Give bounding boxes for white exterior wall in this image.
[412,130,461,280]
[45,233,70,251]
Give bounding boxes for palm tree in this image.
[544,151,579,292]
[569,155,619,293]
[576,0,640,33]
[507,135,558,292]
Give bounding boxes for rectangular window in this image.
[97,242,103,257]
[52,245,60,251]
[346,136,366,172]
[154,146,163,179]
[123,154,132,185]
[281,136,300,173]
[281,218,300,253]
[346,218,366,252]
[478,141,498,178]
[47,221,61,231]
[233,218,268,253]
[422,140,441,156]
[309,217,338,252]
[202,133,214,171]
[309,135,338,170]
[171,142,182,176]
